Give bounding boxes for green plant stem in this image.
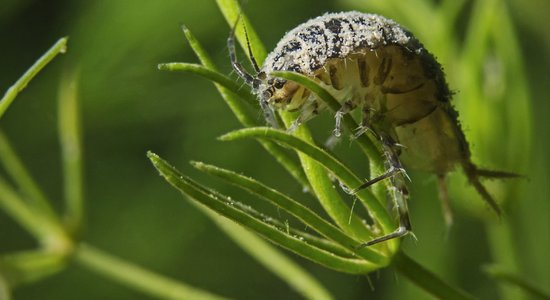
[487,219,525,300]
[213,0,312,195]
[270,70,388,206]
[393,252,475,300]
[203,210,335,300]
[281,116,375,242]
[484,265,550,300]
[58,69,83,234]
[216,0,267,65]
[0,250,67,287]
[490,3,531,172]
[0,131,57,220]
[0,37,68,120]
[482,3,531,300]
[0,177,69,250]
[0,274,10,300]
[74,243,229,300]
[458,0,498,136]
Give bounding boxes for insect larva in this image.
[228,11,517,247]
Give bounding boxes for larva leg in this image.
[333,100,355,137]
[437,174,453,228]
[260,99,279,129]
[288,99,321,133]
[355,132,414,248]
[352,106,377,140]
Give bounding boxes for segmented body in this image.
[229,11,507,246]
[258,12,467,175]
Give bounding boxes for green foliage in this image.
[0,0,548,299]
[0,37,229,300]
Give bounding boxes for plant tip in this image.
[60,37,69,53]
[146,151,158,160]
[180,24,189,33]
[189,161,203,168]
[217,133,231,141]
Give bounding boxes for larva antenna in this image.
[243,23,261,74]
[227,14,257,87]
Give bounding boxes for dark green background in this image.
[1,0,548,299]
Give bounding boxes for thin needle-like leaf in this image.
[74,244,229,300]
[0,177,69,250]
[0,131,57,220]
[58,70,83,234]
[148,152,378,274]
[219,128,395,240]
[0,37,68,120]
[203,210,335,300]
[167,25,311,191]
[185,176,353,258]
[270,71,383,171]
[0,250,67,287]
[192,161,390,263]
[270,71,389,203]
[216,0,267,65]
[158,63,257,108]
[0,274,10,300]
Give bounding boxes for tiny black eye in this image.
[274,80,285,89]
[257,72,267,80]
[252,78,262,89]
[262,90,273,98]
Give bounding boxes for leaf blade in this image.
[148,152,378,274]
[192,161,390,265]
[0,37,68,120]
[219,127,395,239]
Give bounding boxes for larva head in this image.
[257,76,301,110]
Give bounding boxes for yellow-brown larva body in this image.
[259,11,466,175]
[229,11,513,245]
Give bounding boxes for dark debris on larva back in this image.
[262,11,450,102]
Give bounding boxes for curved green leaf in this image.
[158,62,258,108]
[270,70,388,202]
[269,70,383,171]
[0,37,68,119]
[216,0,267,65]
[191,161,390,264]
[219,127,396,239]
[148,152,378,274]
[175,25,311,193]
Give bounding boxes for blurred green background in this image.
[1,0,549,299]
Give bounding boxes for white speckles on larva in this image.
[224,10,513,246]
[262,11,414,76]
